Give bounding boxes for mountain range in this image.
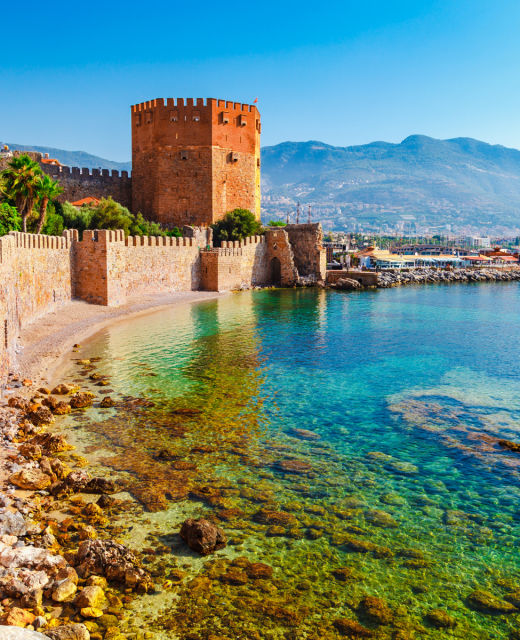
[4,135,520,232]
[260,136,520,233]
[0,142,132,173]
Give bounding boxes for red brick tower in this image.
[131,98,261,227]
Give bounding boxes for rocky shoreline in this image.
[0,377,156,640]
[329,267,520,290]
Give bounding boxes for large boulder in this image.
[30,433,72,453]
[9,469,52,491]
[180,518,227,555]
[0,511,28,536]
[72,539,152,593]
[332,278,363,290]
[69,393,94,409]
[43,624,90,640]
[28,407,55,426]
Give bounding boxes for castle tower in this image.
[131,98,261,227]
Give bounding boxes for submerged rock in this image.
[364,510,399,528]
[180,518,227,555]
[332,567,356,582]
[333,618,372,637]
[358,596,393,624]
[99,397,117,408]
[275,459,313,474]
[426,609,457,628]
[254,509,299,527]
[467,590,518,614]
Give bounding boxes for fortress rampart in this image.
[0,151,132,209]
[0,223,324,386]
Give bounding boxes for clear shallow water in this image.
[57,285,520,639]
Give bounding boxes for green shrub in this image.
[211,209,264,247]
[0,203,21,235]
[268,220,287,227]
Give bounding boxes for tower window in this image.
[181,150,188,160]
[222,112,230,124]
[146,112,153,124]
[192,111,201,121]
[170,110,179,121]
[239,114,247,127]
[135,114,141,127]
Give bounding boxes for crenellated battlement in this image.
[131,98,258,114]
[40,163,131,180]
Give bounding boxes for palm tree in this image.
[1,154,42,232]
[36,175,64,233]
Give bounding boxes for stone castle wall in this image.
[200,236,270,291]
[285,223,327,281]
[0,231,74,382]
[73,230,202,306]
[0,151,133,209]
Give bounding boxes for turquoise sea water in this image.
[58,284,520,639]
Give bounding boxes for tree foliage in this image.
[268,220,287,227]
[0,203,21,235]
[36,175,64,233]
[0,154,42,231]
[211,209,264,247]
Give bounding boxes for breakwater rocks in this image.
[378,268,520,288]
[329,268,520,290]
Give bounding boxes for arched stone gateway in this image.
[270,256,282,285]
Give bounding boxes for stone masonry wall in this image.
[200,236,269,291]
[73,230,202,306]
[0,151,132,209]
[264,228,299,286]
[285,223,326,281]
[0,231,74,383]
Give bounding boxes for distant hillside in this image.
[0,143,132,173]
[261,136,520,232]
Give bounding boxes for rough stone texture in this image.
[131,98,261,226]
[0,230,73,383]
[73,229,202,306]
[284,223,326,281]
[200,236,269,291]
[43,624,90,640]
[180,518,227,555]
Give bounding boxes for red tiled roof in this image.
[41,158,64,166]
[70,197,100,207]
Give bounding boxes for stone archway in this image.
[270,256,282,285]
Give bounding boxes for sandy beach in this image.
[11,291,228,393]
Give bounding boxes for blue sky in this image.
[1,0,519,161]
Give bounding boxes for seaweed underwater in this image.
[53,291,520,640]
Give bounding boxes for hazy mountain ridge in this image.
[0,143,132,173]
[260,136,520,232]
